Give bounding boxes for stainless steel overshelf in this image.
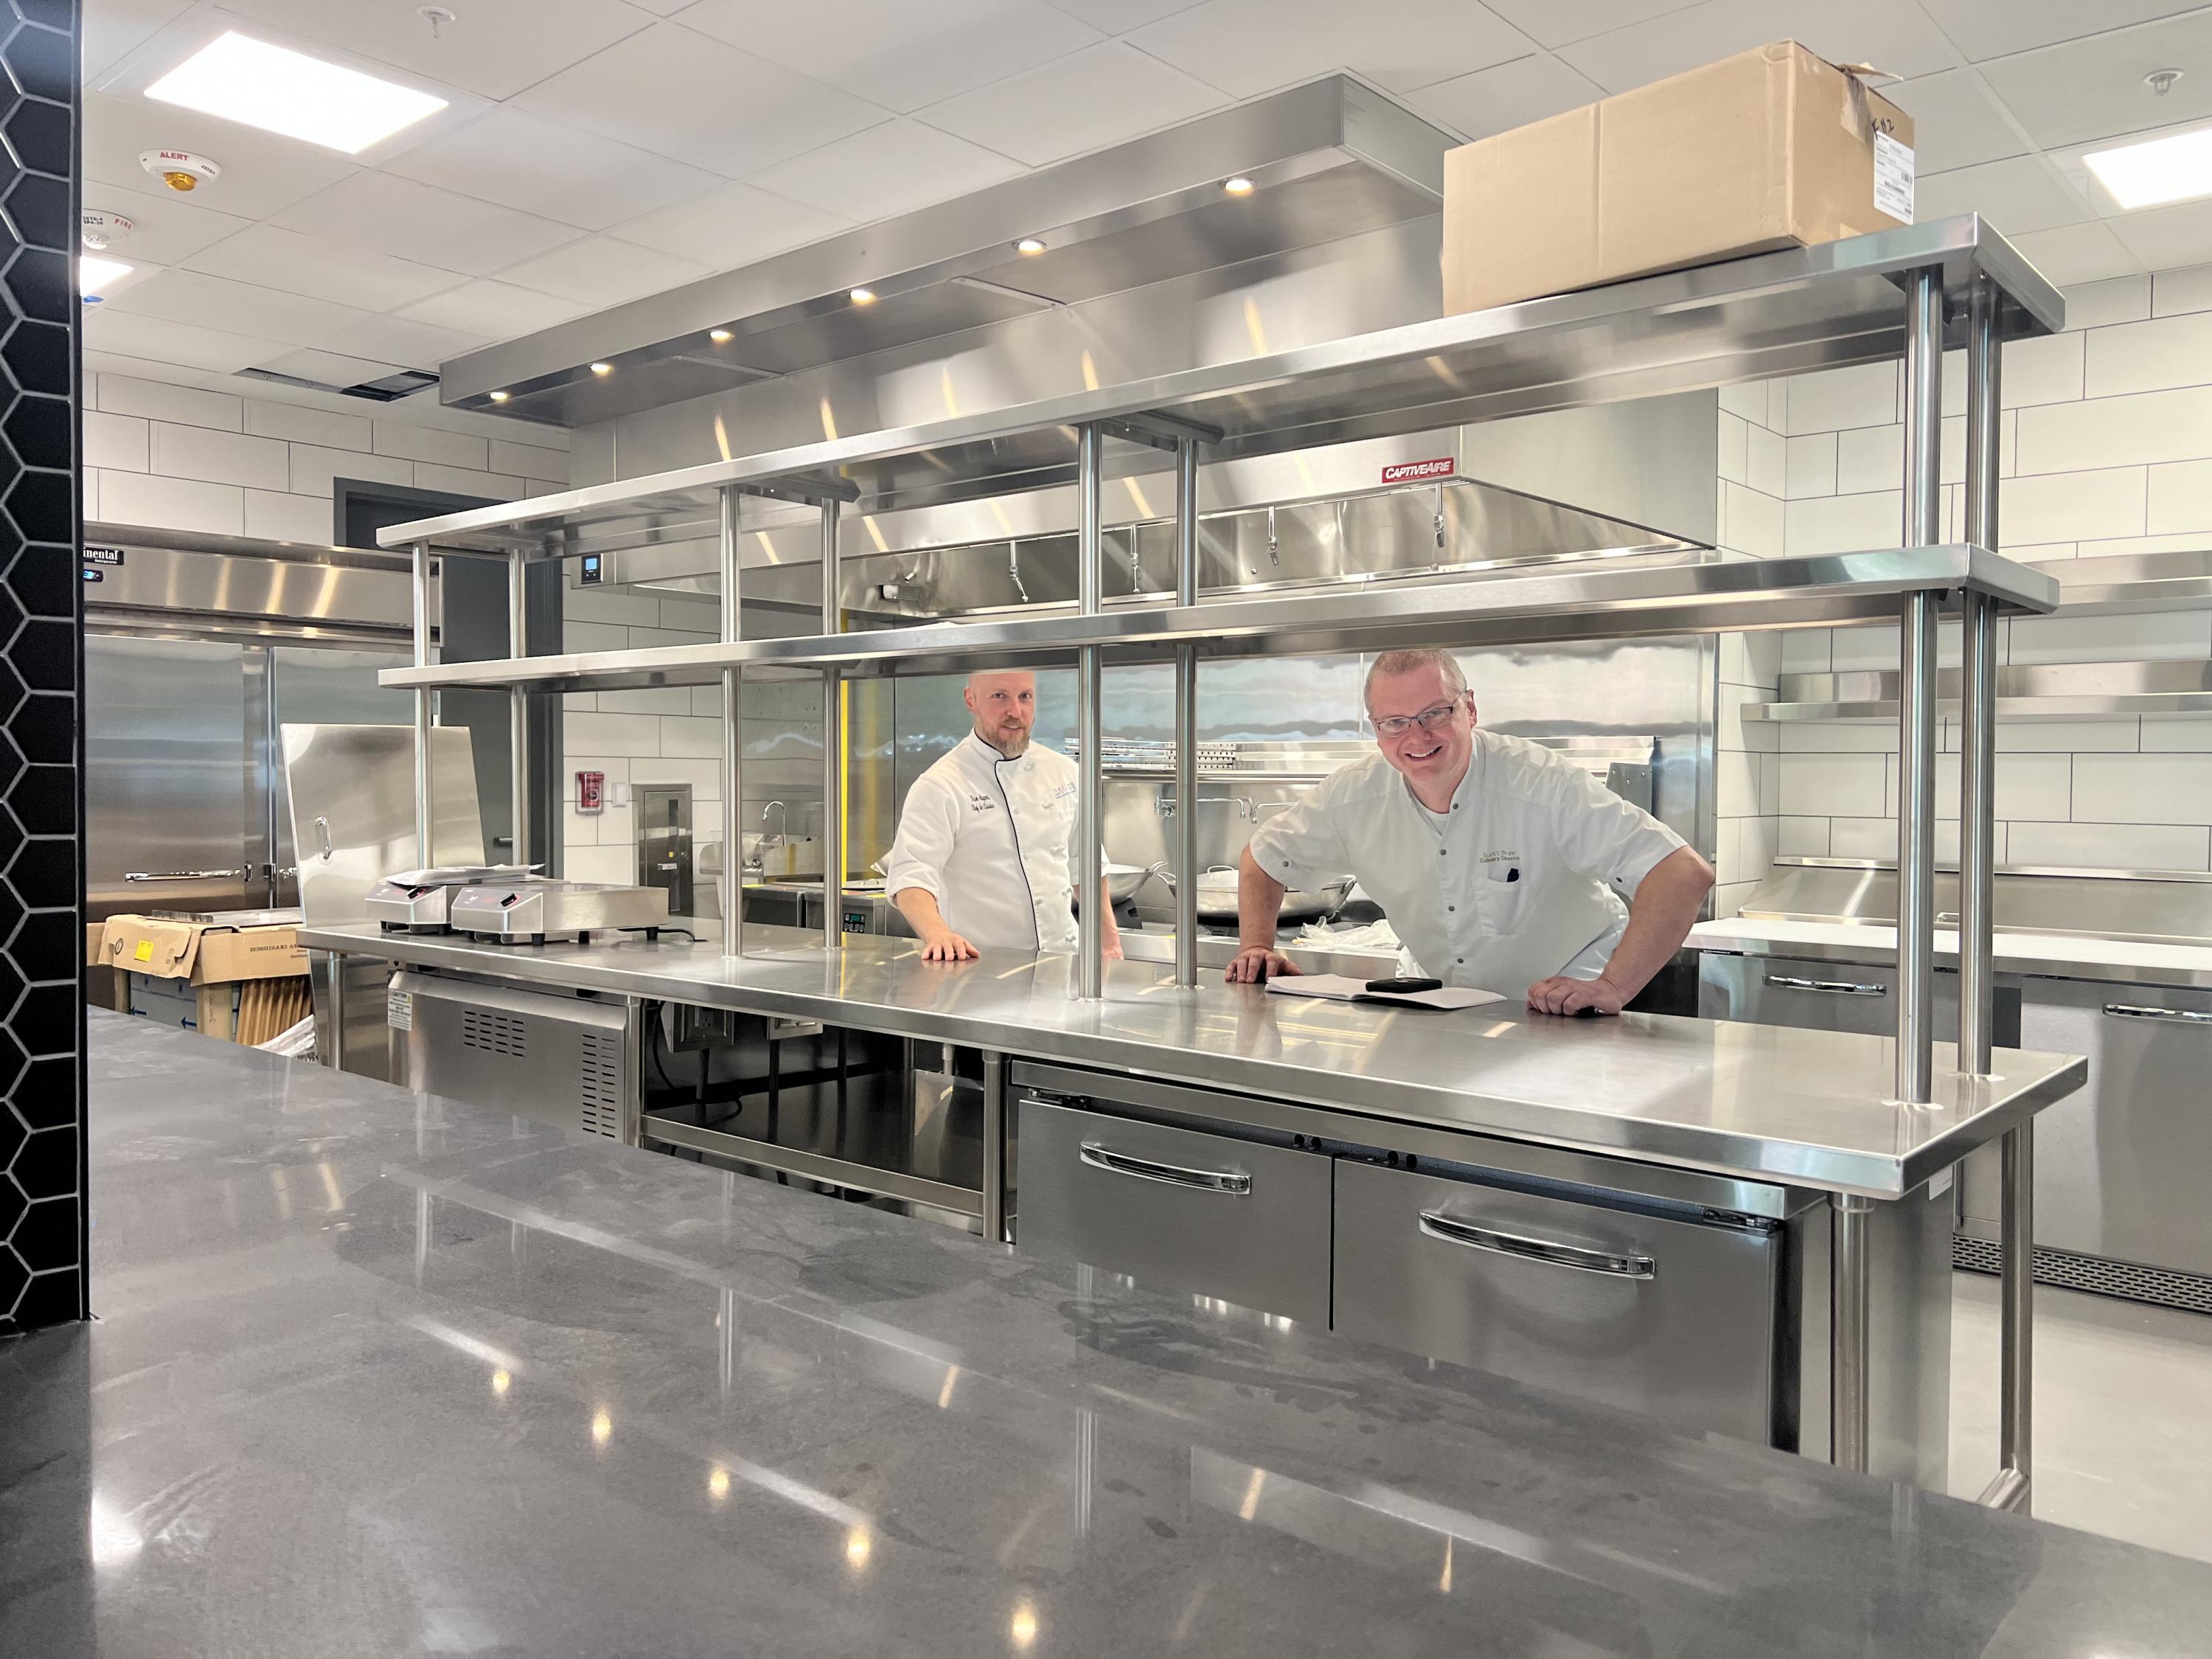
[299,922,2084,1200]
[1751,658,2212,720]
[378,217,2061,554]
[378,544,2060,694]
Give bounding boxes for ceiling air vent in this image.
[240,365,439,403]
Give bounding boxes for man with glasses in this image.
[1225,649,1712,1015]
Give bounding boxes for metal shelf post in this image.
[411,540,434,863]
[822,499,844,949]
[1895,265,1944,1110]
[720,486,743,958]
[1077,424,1105,1001]
[1173,435,1202,989]
[508,549,529,868]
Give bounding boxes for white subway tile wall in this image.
[1731,260,2212,902]
[84,371,572,547]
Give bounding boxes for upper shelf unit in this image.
[383,546,2059,693]
[378,216,2062,562]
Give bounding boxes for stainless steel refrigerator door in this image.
[1332,1158,1782,1443]
[1015,1096,1331,1324]
[85,635,255,922]
[1976,978,2212,1276]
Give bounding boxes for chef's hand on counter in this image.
[1526,975,1626,1017]
[919,930,981,962]
[1225,947,1298,984]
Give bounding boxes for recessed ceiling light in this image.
[709,327,734,342]
[1015,237,1047,255]
[849,287,877,305]
[1222,175,1256,195]
[489,389,510,403]
[2086,125,2212,210]
[79,257,132,297]
[145,31,447,155]
[589,362,612,376]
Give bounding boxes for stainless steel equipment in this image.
[636,783,695,915]
[363,864,538,932]
[1696,857,2212,1312]
[448,880,670,943]
[391,970,636,1139]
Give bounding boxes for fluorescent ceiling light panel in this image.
[145,32,447,154]
[2085,127,2212,211]
[79,257,133,296]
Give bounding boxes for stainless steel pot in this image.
[1162,864,1354,925]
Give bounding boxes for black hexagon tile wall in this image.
[0,0,83,1338]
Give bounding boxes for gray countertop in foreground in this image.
[303,921,2084,1197]
[1,1014,2208,1657]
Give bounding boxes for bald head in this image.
[966,669,1037,757]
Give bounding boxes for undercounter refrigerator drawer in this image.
[1699,951,1899,1034]
[1332,1159,1783,1443]
[1015,1096,1332,1325]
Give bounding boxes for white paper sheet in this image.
[1264,974,1505,1011]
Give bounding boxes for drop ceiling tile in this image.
[1888,72,2031,173]
[103,268,377,349]
[2106,196,2212,274]
[605,181,851,267]
[270,171,580,276]
[919,40,1225,166]
[1408,54,1607,142]
[82,349,218,391]
[255,348,411,387]
[1040,0,1204,29]
[75,178,255,266]
[380,107,723,232]
[1918,0,2205,63]
[2012,220,2146,286]
[748,120,1023,225]
[512,24,886,178]
[676,0,1101,114]
[215,0,655,102]
[83,91,360,220]
[495,235,714,305]
[1978,11,2212,149]
[1917,156,2096,236]
[80,0,193,80]
[1478,0,1702,51]
[84,308,292,375]
[1559,0,1955,94]
[319,310,490,369]
[183,223,468,312]
[396,280,591,342]
[1129,0,1529,98]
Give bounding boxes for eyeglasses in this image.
[1372,699,1464,738]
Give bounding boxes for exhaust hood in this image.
[440,76,1453,427]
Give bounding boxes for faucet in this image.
[759,801,788,846]
[1158,794,1258,821]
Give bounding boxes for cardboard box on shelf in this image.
[1442,40,1914,316]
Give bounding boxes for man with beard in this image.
[885,669,1123,964]
[1225,649,1711,1015]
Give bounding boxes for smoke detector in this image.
[140,149,220,192]
[80,209,134,251]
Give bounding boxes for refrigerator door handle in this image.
[1077,1141,1252,1195]
[1418,1210,1656,1280]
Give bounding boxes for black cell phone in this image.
[1366,975,1443,994]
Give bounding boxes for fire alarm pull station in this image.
[577,771,605,813]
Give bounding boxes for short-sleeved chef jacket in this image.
[1245,729,1686,992]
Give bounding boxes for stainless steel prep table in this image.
[301,922,2081,1202]
[13,1011,2211,1659]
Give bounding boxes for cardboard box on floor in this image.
[89,917,313,1045]
[1442,40,1914,317]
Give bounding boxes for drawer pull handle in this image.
[2104,1004,2212,1023]
[1417,1211,1655,1280]
[1078,1141,1251,1195]
[1764,974,1886,997]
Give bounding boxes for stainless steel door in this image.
[1332,1158,1782,1442]
[1015,1097,1331,1324]
[1971,979,2212,1276]
[637,784,693,916]
[1698,951,1899,1034]
[85,636,255,922]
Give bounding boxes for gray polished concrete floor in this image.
[1950,1271,2212,1563]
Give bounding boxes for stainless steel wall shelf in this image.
[1748,659,2212,722]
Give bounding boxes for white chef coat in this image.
[883,732,1082,952]
[1246,729,1686,992]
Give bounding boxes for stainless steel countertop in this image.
[1688,917,2212,990]
[300,922,2086,1199]
[12,1012,2209,1659]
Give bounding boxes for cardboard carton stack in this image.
[88,916,313,1046]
